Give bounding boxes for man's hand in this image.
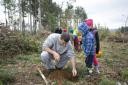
[53,52,60,61]
[72,68,77,77]
[44,48,60,61]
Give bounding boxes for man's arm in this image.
[67,41,77,76]
[44,48,60,61]
[70,57,77,76]
[44,48,55,55]
[42,35,60,61]
[70,57,76,70]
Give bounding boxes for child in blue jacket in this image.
[78,22,95,74]
[85,19,100,74]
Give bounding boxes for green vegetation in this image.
[98,28,110,41]
[16,53,41,64]
[0,69,16,85]
[99,78,116,85]
[121,68,128,81]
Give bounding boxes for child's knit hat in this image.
[85,19,93,27]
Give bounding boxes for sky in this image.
[53,0,128,29]
[0,0,128,29]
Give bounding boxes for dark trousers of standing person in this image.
[85,55,94,68]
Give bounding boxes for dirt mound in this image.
[41,69,79,85]
[48,69,78,81]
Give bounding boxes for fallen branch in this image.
[37,67,49,85]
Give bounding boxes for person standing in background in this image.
[85,19,100,74]
[78,22,95,75]
[54,27,62,34]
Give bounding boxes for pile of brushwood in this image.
[107,32,128,43]
[0,27,40,60]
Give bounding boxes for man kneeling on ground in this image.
[40,32,77,77]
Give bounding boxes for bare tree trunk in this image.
[30,13,32,34]
[28,0,33,34]
[18,0,22,31]
[7,10,10,28]
[33,16,37,34]
[33,0,38,35]
[38,0,43,30]
[13,0,16,31]
[4,5,8,27]
[21,0,25,35]
[22,17,25,33]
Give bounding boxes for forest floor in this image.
[0,41,128,85]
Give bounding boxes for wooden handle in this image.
[37,67,49,85]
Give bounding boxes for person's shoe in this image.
[95,66,100,74]
[87,68,93,74]
[85,68,93,77]
[96,68,100,74]
[89,68,93,74]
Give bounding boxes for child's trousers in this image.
[93,54,98,66]
[85,55,94,68]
